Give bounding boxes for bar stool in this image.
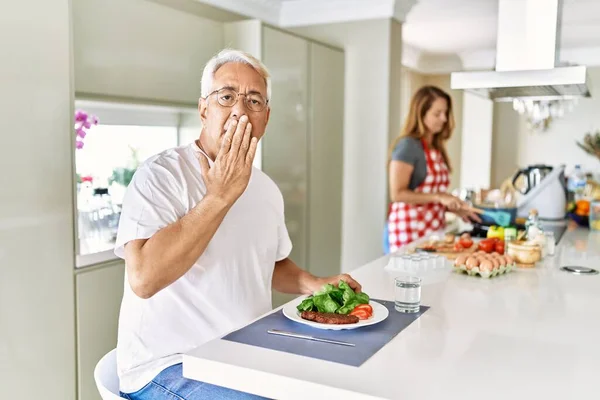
[94,349,122,399]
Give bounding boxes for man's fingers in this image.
[230,116,248,157]
[340,274,362,293]
[217,119,237,160]
[246,137,258,167]
[239,122,252,158]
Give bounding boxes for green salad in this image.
[296,280,369,315]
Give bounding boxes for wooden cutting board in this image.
[413,241,478,260]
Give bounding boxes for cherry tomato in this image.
[353,304,373,315]
[478,239,495,253]
[349,309,371,320]
[459,238,473,248]
[495,240,505,254]
[454,242,464,251]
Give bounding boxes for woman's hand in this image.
[453,208,482,223]
[436,193,465,211]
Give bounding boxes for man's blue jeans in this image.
[120,363,269,400]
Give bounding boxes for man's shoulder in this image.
[251,168,284,201]
[137,144,194,177]
[129,144,197,196]
[252,168,279,190]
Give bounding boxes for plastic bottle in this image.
[567,165,587,202]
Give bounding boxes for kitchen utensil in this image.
[469,207,512,227]
[514,164,568,220]
[512,164,554,195]
[266,329,355,347]
[507,240,542,267]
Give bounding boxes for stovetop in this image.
[462,222,567,245]
[540,223,567,245]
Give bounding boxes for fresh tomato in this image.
[458,238,473,249]
[353,304,373,315]
[349,309,371,320]
[453,242,464,251]
[495,240,505,254]
[478,239,495,253]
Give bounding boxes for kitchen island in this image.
[183,226,600,400]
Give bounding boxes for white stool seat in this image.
[94,349,122,399]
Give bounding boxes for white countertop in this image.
[183,226,600,400]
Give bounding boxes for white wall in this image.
[492,67,600,187]
[460,92,493,189]
[291,20,396,270]
[73,0,225,104]
[0,1,76,399]
[388,20,404,147]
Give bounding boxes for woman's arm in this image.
[388,160,463,210]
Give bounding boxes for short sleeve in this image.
[391,137,420,166]
[275,194,292,261]
[114,165,186,259]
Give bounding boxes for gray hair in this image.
[200,48,271,101]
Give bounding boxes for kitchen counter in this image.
[183,226,600,400]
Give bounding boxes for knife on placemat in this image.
[267,329,355,347]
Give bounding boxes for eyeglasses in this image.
[204,87,269,112]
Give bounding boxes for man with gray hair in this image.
[113,49,362,399]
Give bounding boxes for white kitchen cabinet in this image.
[306,41,344,279]
[225,22,345,307]
[75,261,125,400]
[262,26,310,270]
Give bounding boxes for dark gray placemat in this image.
[222,300,429,367]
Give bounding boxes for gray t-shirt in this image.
[391,137,427,190]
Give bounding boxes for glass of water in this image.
[394,275,422,313]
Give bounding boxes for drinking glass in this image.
[394,275,422,313]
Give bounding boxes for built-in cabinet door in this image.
[76,262,125,400]
[227,23,345,307]
[262,26,309,270]
[307,42,344,278]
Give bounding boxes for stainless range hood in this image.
[451,0,591,101]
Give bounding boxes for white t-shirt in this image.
[114,141,292,393]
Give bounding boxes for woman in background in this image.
[385,85,479,253]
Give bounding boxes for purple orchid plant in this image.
[74,109,99,149]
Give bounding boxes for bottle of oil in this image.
[524,209,542,240]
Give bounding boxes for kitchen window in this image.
[74,100,198,267]
[74,99,263,267]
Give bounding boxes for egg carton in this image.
[452,263,517,278]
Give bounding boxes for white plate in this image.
[282,297,389,330]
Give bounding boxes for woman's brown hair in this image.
[388,85,455,171]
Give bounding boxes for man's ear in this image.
[199,97,208,125]
[265,106,271,126]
